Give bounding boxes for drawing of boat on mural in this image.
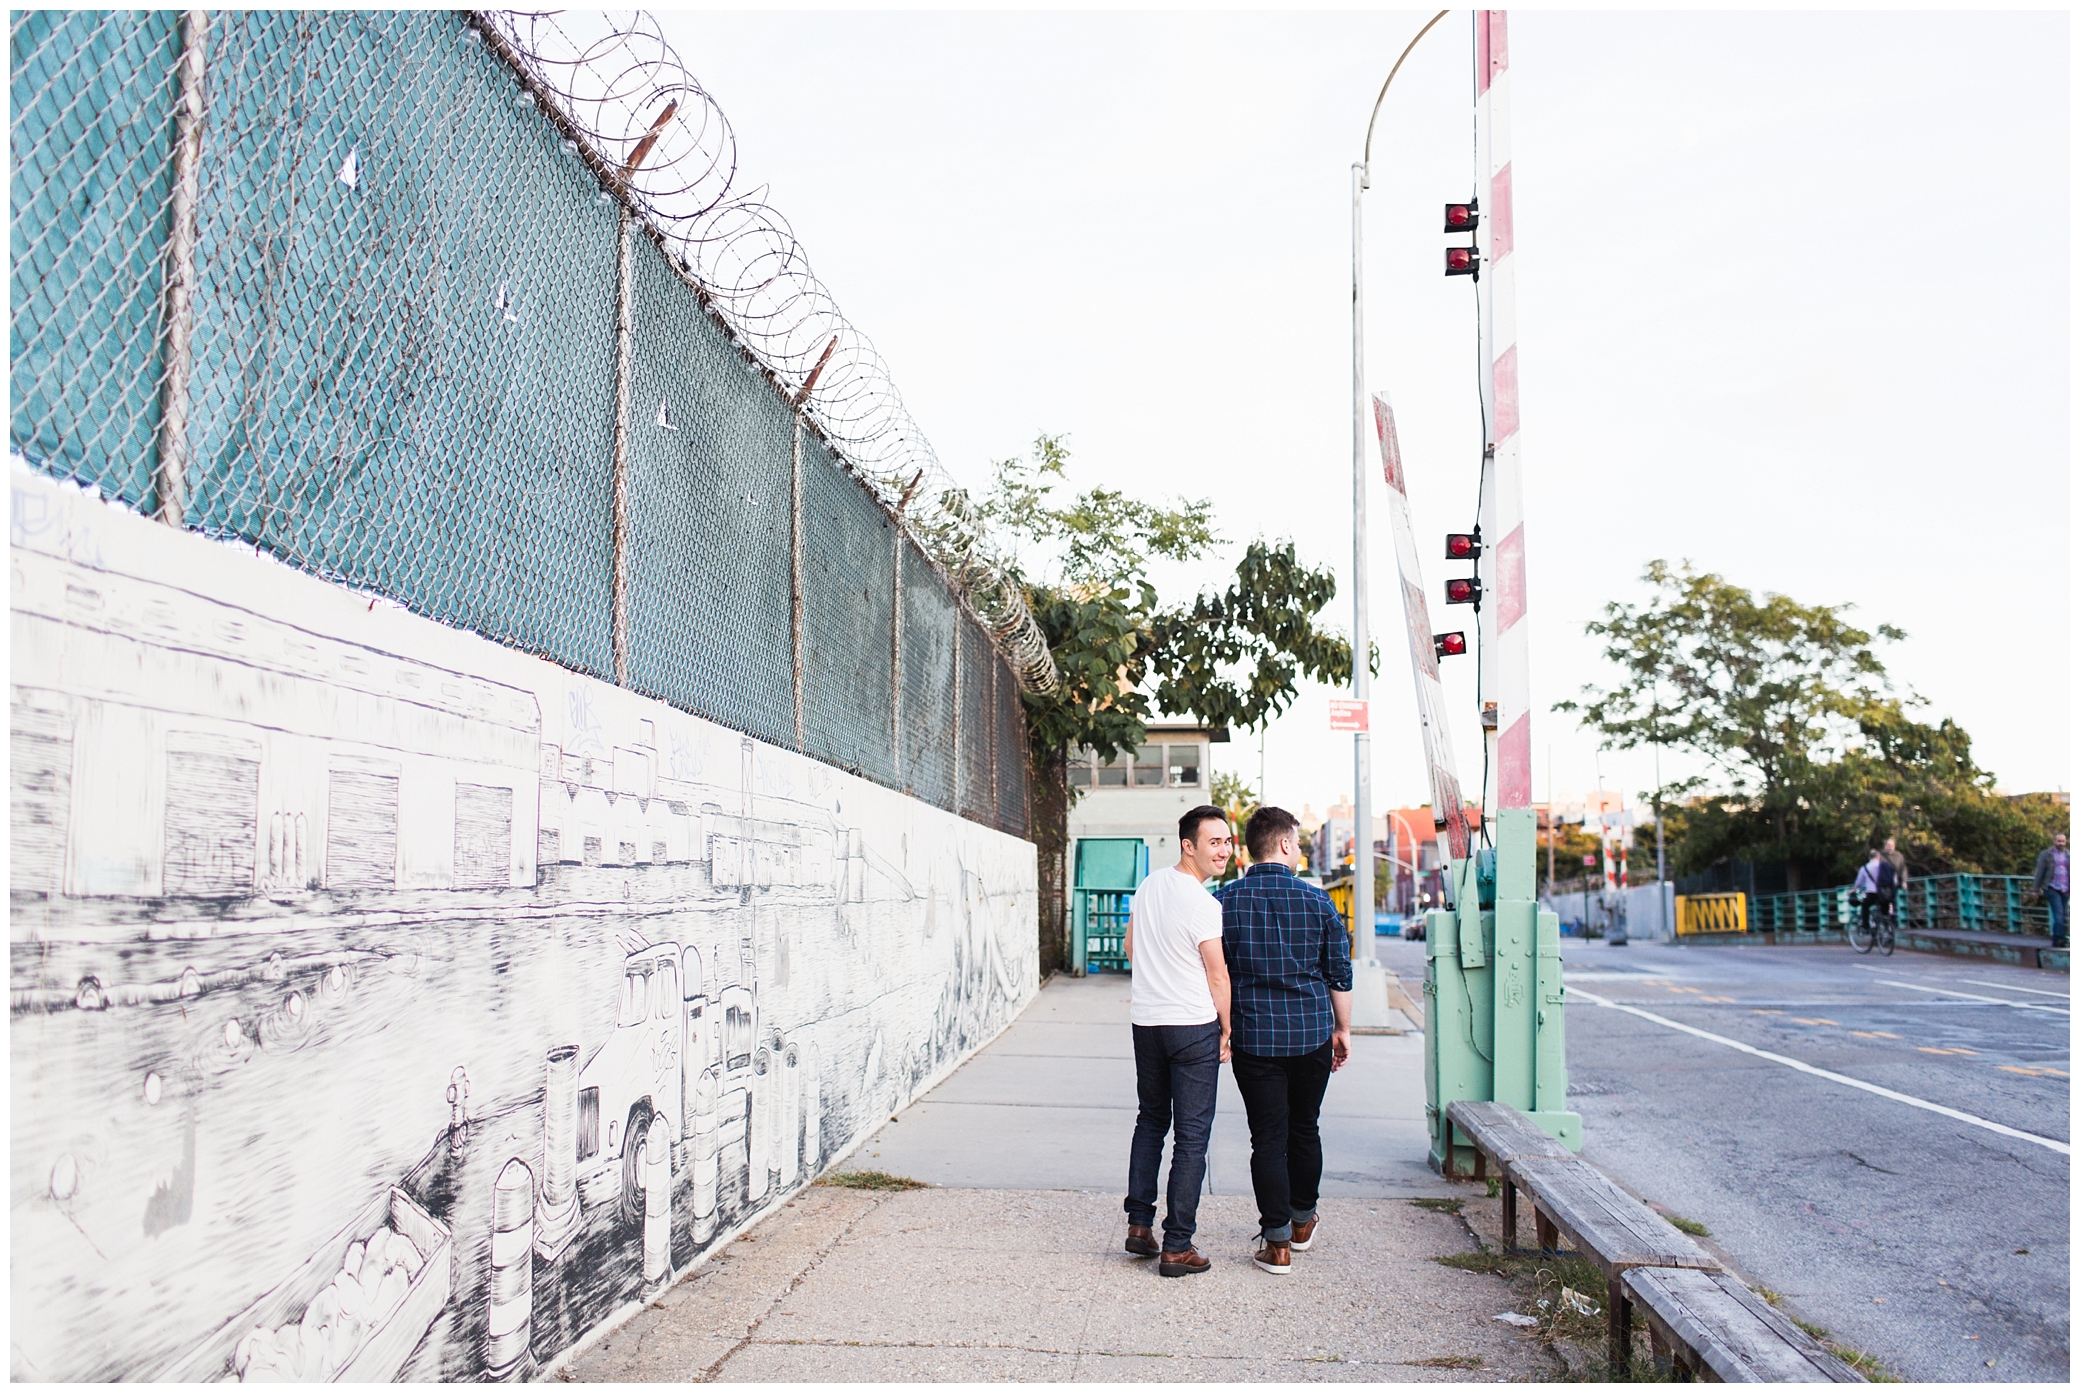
[157,1187,453,1383]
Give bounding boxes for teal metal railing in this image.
[1751,874,2051,938]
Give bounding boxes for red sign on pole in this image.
[1328,699,1370,732]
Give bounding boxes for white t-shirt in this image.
[1128,866,1225,1027]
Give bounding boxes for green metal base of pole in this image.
[1423,809,1582,1169]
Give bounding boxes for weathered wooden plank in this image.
[1624,1268,1865,1383]
[1446,1100,1576,1164]
[1513,1158,1719,1272]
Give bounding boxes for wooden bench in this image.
[1509,1156,1722,1372]
[1441,1100,1577,1249]
[1622,1267,1865,1382]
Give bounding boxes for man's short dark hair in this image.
[1245,805,1300,861]
[1179,805,1228,846]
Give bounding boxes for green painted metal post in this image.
[1426,809,1580,1171]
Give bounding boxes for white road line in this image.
[1962,978,2071,1001]
[1568,986,2071,1157]
[1877,980,2068,1016]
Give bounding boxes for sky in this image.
[656,6,2071,822]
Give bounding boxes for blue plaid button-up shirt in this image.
[1216,862,1355,1056]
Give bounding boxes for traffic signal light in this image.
[1445,246,1480,277]
[1433,631,1467,659]
[1444,576,1482,606]
[1443,199,1479,233]
[1444,531,1482,561]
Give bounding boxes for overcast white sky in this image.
[659,6,2071,820]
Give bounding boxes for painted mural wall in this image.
[8,465,1040,1381]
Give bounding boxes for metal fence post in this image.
[153,8,208,528]
[951,620,963,813]
[890,532,903,781]
[611,206,635,687]
[791,415,805,752]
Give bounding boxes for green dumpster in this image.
[1071,838,1148,975]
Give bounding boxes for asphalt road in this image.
[1381,936,2069,1382]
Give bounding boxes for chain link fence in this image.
[10,9,1032,838]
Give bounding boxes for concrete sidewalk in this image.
[566,972,1559,1382]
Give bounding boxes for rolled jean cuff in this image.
[1291,1206,1318,1225]
[1259,1223,1293,1243]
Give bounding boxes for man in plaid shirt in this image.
[1216,805,1352,1276]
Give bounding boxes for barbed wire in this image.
[471,10,1059,696]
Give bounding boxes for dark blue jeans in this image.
[1125,1020,1221,1253]
[1230,1041,1334,1242]
[2048,888,2068,947]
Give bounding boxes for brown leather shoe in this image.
[1125,1224,1159,1258]
[1290,1217,1319,1251]
[1159,1246,1211,1277]
[1253,1238,1292,1275]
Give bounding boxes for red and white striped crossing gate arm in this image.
[1475,10,1532,813]
[1373,391,1474,863]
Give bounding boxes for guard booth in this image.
[1071,838,1147,975]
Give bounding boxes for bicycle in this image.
[1850,892,1896,956]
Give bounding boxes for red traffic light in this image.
[1444,532,1481,560]
[1433,631,1467,659]
[1445,246,1480,277]
[1443,200,1480,233]
[1444,577,1481,605]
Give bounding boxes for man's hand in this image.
[1330,1026,1351,1072]
[1219,1031,1232,1064]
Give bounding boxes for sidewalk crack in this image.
[700,1195,889,1382]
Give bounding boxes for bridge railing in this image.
[1750,874,2051,938]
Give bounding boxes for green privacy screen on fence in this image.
[9,9,1030,837]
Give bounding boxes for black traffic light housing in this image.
[1443,198,1479,233]
[1445,246,1480,278]
[1434,631,1467,660]
[1444,576,1482,606]
[1444,530,1482,561]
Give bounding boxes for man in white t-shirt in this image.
[1121,804,1233,1277]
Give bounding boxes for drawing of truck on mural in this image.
[576,943,684,1219]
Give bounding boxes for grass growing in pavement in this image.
[1759,1288,1901,1382]
[1410,1197,1466,1215]
[1658,1210,1710,1237]
[816,1170,928,1190]
[1405,1354,1484,1369]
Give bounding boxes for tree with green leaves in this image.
[1562,560,2066,887]
[970,436,1353,967]
[982,435,1354,760]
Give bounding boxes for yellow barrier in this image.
[1675,892,1747,935]
[1326,879,1357,954]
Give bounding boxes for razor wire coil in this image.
[8,8,1037,837]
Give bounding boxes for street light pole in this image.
[1353,8,1448,970]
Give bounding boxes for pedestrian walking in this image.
[1122,805,1234,1278]
[1217,806,1352,1277]
[2030,832,2069,949]
[1882,837,1909,893]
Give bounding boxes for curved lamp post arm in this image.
[1361,9,1451,183]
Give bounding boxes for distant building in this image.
[1064,723,1228,884]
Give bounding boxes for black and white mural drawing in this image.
[9,467,1040,1381]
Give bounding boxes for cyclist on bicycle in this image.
[1854,848,1897,934]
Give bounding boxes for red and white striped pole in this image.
[1475,10,1532,817]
